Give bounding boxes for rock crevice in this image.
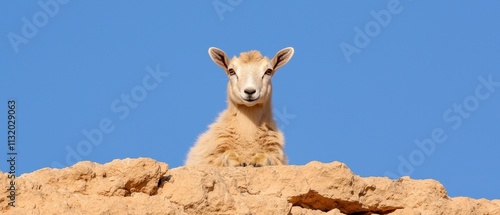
[289,190,402,214]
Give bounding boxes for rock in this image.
[0,158,498,214]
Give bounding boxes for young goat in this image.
[185,47,294,167]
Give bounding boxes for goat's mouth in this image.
[241,96,260,103]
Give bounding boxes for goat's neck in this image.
[227,97,273,128]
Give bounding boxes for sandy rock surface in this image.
[1,158,498,214]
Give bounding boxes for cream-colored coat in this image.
[185,47,294,167]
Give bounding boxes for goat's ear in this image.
[271,47,294,71]
[208,47,230,70]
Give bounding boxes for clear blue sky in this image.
[1,1,499,199]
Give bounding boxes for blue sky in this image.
[1,1,499,200]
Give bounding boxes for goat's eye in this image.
[228,69,236,76]
[265,69,273,76]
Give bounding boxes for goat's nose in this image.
[244,88,256,95]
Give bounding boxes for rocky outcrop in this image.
[1,158,498,214]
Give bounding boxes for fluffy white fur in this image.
[185,47,294,167]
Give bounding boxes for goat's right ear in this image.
[208,47,230,70]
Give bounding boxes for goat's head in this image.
[208,47,294,107]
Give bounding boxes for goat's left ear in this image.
[271,47,294,71]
